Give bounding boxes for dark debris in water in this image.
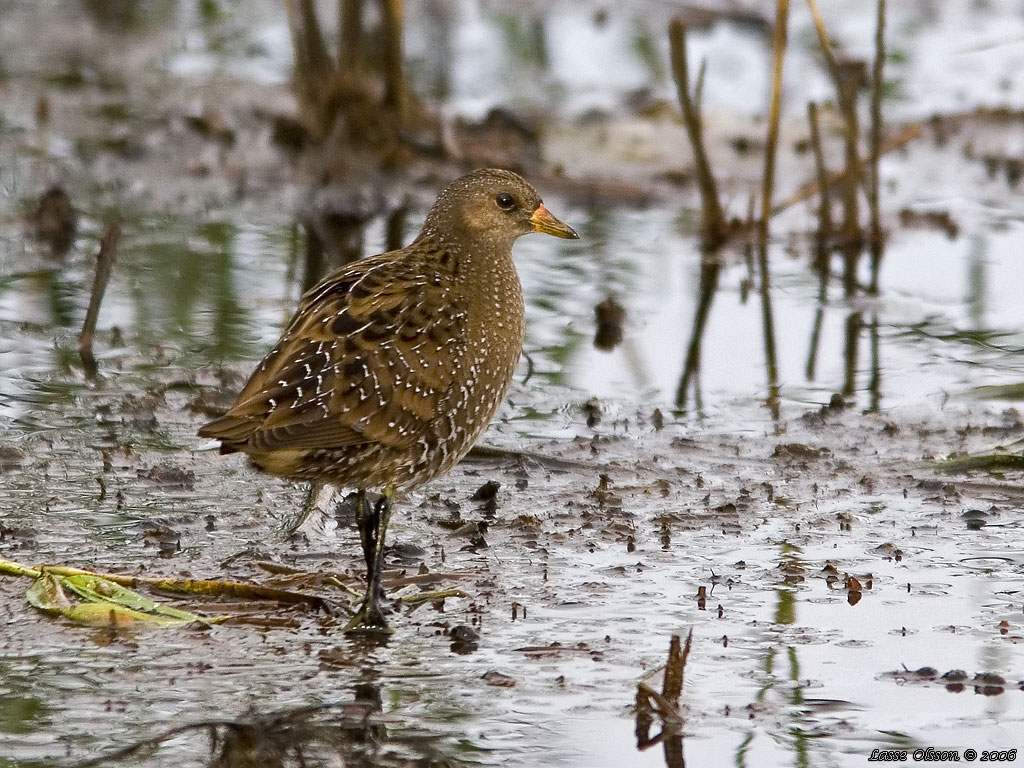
[480,669,516,688]
[137,464,196,490]
[27,185,77,257]
[881,666,1020,696]
[593,295,626,351]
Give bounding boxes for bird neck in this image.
[413,228,518,285]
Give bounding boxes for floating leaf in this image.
[1,558,331,629]
[25,569,214,627]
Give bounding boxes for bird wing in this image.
[199,251,468,453]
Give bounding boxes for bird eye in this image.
[495,193,516,211]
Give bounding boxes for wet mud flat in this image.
[3,1,1024,766]
[2,378,1023,766]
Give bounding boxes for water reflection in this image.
[735,544,808,768]
[674,249,721,412]
[666,233,890,419]
[69,681,473,768]
[5,201,1016,430]
[756,242,780,420]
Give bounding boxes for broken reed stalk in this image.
[302,225,326,293]
[662,633,687,703]
[379,0,406,119]
[637,629,693,726]
[386,199,409,252]
[759,0,790,244]
[668,18,727,249]
[296,0,333,75]
[807,101,833,244]
[78,220,120,377]
[868,0,887,293]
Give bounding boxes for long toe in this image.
[344,597,391,633]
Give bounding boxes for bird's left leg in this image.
[345,485,394,632]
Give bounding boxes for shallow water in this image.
[2,2,1024,767]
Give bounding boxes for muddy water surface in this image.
[2,2,1024,767]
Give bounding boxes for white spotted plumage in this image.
[199,169,576,496]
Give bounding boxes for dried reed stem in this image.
[772,123,919,214]
[669,18,727,248]
[78,220,121,377]
[805,0,841,82]
[838,79,863,245]
[807,101,832,241]
[286,0,335,138]
[868,0,887,292]
[339,0,364,70]
[760,0,790,243]
[807,0,864,247]
[379,0,406,119]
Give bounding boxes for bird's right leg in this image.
[280,481,338,539]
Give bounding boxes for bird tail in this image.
[198,415,256,452]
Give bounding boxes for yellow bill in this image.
[530,204,579,239]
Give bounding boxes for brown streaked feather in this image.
[199,246,468,455]
[198,168,575,495]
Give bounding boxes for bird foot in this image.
[343,596,392,634]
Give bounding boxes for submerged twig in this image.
[74,720,238,767]
[397,588,469,605]
[465,443,594,471]
[78,219,121,379]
